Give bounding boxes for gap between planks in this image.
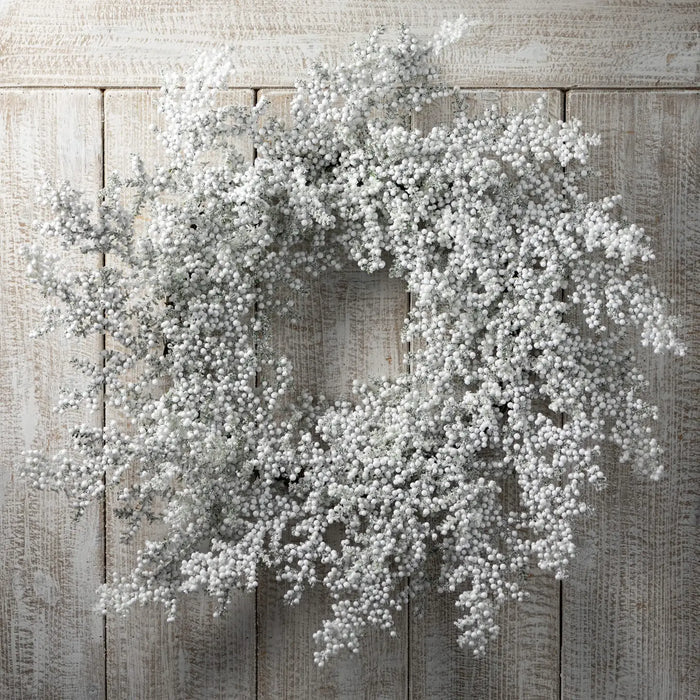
[3,85,700,92]
[98,87,109,700]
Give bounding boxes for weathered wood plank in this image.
[0,1,697,88]
[103,88,257,699]
[563,91,699,699]
[408,90,563,700]
[257,273,410,699]
[256,89,410,700]
[0,89,104,699]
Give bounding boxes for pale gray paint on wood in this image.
[408,90,562,700]
[0,1,697,88]
[103,89,257,699]
[0,89,104,700]
[562,91,699,700]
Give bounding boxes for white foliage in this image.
[22,19,684,665]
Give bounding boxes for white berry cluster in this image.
[23,18,684,665]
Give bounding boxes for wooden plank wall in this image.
[562,92,699,700]
[0,2,697,698]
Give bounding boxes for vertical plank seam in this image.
[558,88,568,700]
[252,86,260,700]
[406,103,417,700]
[406,289,412,700]
[99,87,109,700]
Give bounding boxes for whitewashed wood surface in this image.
[0,1,697,88]
[0,2,697,698]
[0,89,104,699]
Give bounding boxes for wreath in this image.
[23,18,684,665]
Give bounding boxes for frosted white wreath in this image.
[23,18,684,664]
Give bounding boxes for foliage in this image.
[23,18,684,664]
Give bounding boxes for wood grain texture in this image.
[408,91,563,700]
[562,91,699,699]
[0,1,698,89]
[0,89,104,699]
[104,88,257,699]
[256,90,410,700]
